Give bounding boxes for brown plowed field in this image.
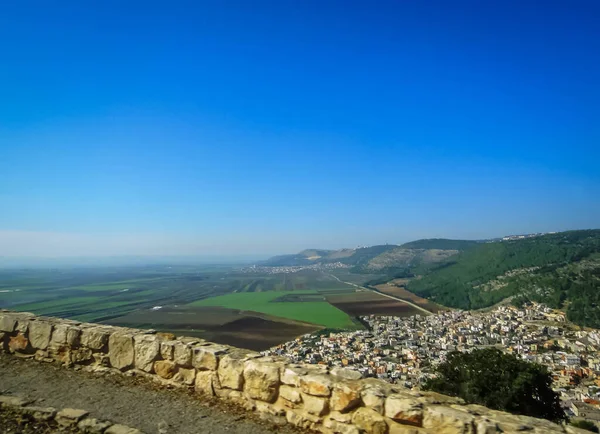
[374,282,443,313]
[326,291,421,317]
[203,316,319,350]
[108,306,319,351]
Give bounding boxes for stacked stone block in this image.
[0,310,588,434]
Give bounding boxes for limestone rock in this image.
[329,411,353,423]
[34,349,50,362]
[0,395,31,407]
[15,319,30,333]
[215,388,252,409]
[286,410,320,429]
[158,420,169,434]
[0,314,17,332]
[352,407,389,434]
[154,360,176,379]
[331,381,362,412]
[71,347,93,364]
[388,424,423,434]
[361,383,388,415]
[66,326,82,346]
[218,351,251,390]
[192,344,228,371]
[56,408,89,426]
[173,342,192,366]
[476,419,499,434]
[47,344,71,364]
[385,394,423,426]
[108,333,134,370]
[243,359,281,403]
[93,352,111,367]
[51,324,80,346]
[299,373,333,397]
[506,413,564,434]
[21,406,57,421]
[281,366,308,386]
[416,391,464,406]
[255,400,285,416]
[160,341,175,361]
[301,392,329,416]
[423,405,475,432]
[195,370,216,396]
[157,332,175,340]
[178,336,202,345]
[81,327,110,350]
[78,417,113,433]
[280,385,302,404]
[173,367,196,385]
[28,321,53,350]
[255,402,286,425]
[105,424,143,434]
[8,333,29,353]
[324,417,360,434]
[331,367,363,381]
[134,335,160,372]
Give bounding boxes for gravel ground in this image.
[0,353,302,434]
[0,406,79,434]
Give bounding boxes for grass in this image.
[190,291,356,329]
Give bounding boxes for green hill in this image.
[263,241,475,271]
[408,230,600,326]
[262,245,398,267]
[400,238,481,250]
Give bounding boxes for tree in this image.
[423,348,566,422]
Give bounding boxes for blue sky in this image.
[1,0,599,257]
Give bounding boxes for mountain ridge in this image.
[261,238,480,270]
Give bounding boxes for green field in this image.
[0,267,359,327]
[190,290,356,328]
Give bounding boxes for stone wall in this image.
[0,310,587,434]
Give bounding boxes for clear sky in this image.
[1,0,599,258]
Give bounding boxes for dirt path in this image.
[0,354,301,434]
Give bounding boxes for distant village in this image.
[264,303,600,424]
[240,262,349,274]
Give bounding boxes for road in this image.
[328,274,433,316]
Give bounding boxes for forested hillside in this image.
[400,239,480,250]
[408,230,600,326]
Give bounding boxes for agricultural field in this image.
[190,290,357,329]
[373,279,444,313]
[326,290,424,317]
[0,265,429,350]
[110,305,320,351]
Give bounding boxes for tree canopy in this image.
[423,348,566,422]
[408,230,600,327]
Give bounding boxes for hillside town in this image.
[264,303,600,424]
[240,262,349,274]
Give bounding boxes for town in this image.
[239,262,349,274]
[264,303,600,423]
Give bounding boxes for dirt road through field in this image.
[327,274,433,315]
